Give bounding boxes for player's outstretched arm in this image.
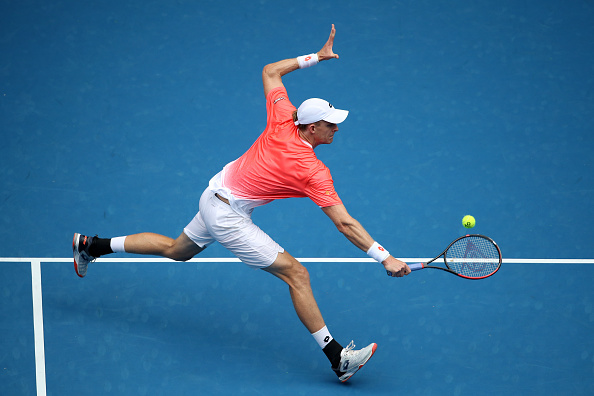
[263,24,340,97]
[322,204,411,277]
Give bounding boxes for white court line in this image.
[1,255,593,395]
[30,260,47,396]
[1,257,593,263]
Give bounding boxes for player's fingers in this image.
[388,264,411,277]
[326,25,337,54]
[327,32,335,45]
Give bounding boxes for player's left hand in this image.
[318,24,339,61]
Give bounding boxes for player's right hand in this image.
[384,257,411,277]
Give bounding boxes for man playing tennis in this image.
[73,24,411,382]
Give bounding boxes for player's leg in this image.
[73,231,206,277]
[195,189,377,381]
[262,251,325,333]
[121,232,204,261]
[263,251,377,382]
[196,194,346,368]
[262,252,346,371]
[73,204,215,278]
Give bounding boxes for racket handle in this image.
[386,262,424,276]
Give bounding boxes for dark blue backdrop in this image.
[2,1,593,395]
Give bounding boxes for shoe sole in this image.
[341,343,377,383]
[73,233,85,278]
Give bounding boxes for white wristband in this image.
[297,53,319,69]
[367,242,390,263]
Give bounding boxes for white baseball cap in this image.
[294,98,349,126]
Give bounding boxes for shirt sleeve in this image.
[305,165,343,208]
[266,87,296,126]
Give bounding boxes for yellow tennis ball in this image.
[462,215,476,228]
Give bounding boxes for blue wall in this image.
[2,1,593,395]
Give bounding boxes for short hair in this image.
[293,110,322,131]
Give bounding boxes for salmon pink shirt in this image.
[211,87,342,217]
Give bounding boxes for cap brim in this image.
[323,109,349,124]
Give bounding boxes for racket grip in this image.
[386,262,424,276]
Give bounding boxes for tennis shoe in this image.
[73,233,96,278]
[333,341,377,382]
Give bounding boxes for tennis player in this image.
[73,24,411,382]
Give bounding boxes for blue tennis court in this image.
[2,1,593,395]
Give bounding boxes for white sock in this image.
[110,236,127,253]
[312,326,334,349]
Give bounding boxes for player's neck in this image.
[298,130,318,149]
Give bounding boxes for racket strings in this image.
[445,236,500,278]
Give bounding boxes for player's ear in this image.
[308,121,323,134]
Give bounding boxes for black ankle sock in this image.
[323,339,343,369]
[88,238,113,257]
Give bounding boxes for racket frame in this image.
[413,234,502,279]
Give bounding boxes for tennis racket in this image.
[388,234,502,280]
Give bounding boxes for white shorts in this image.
[183,188,284,269]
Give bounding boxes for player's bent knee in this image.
[289,262,312,289]
[265,253,313,290]
[167,245,205,262]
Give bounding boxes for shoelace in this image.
[344,341,355,353]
